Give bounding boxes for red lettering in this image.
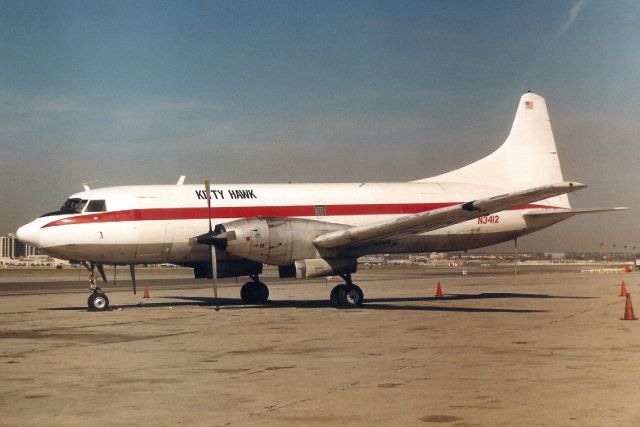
[477,215,499,225]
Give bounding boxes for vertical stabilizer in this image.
[415,92,569,207]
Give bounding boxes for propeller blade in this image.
[211,245,219,297]
[205,179,213,233]
[129,264,137,295]
[205,179,220,311]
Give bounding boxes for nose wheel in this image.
[330,274,364,308]
[88,289,110,311]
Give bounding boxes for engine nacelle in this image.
[294,258,357,279]
[190,259,263,279]
[217,217,348,265]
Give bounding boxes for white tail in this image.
[415,92,570,207]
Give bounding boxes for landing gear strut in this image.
[330,273,364,309]
[240,274,269,304]
[84,262,110,311]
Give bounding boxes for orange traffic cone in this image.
[622,293,637,320]
[143,285,150,299]
[619,281,628,297]
[435,281,443,298]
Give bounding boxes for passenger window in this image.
[86,200,107,212]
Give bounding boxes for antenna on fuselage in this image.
[176,176,186,185]
[81,180,99,191]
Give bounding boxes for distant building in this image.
[15,239,37,257]
[1,234,38,259]
[1,235,14,258]
[358,255,384,265]
[545,252,566,260]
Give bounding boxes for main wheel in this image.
[240,282,270,304]
[330,285,345,307]
[88,292,110,311]
[240,282,255,303]
[254,282,269,304]
[337,285,364,308]
[352,284,364,304]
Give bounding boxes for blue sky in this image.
[1,0,639,251]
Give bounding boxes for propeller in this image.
[129,264,137,295]
[206,180,218,306]
[195,180,226,310]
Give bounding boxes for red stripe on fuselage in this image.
[41,203,555,229]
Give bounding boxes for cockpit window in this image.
[40,198,88,217]
[60,198,88,214]
[39,198,108,217]
[86,200,106,212]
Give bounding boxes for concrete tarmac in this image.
[1,267,639,426]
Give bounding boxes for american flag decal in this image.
[525,101,534,109]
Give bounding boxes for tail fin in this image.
[415,92,570,208]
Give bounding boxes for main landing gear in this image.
[330,273,364,309]
[240,274,269,304]
[84,262,110,311]
[237,272,364,308]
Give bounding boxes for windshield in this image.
[40,198,89,217]
[60,198,88,214]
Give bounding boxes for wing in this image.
[313,181,586,250]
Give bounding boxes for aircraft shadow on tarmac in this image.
[43,292,591,313]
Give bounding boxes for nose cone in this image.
[16,223,40,248]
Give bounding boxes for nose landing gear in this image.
[88,290,110,311]
[84,262,110,311]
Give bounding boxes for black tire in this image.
[240,282,269,304]
[254,282,269,304]
[352,284,364,306]
[240,282,255,303]
[337,285,363,309]
[330,285,344,307]
[88,292,110,311]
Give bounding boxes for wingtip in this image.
[564,181,587,191]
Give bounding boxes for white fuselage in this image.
[17,181,563,265]
[16,92,579,267]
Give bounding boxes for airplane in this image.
[16,92,624,311]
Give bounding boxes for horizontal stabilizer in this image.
[314,181,586,250]
[524,207,627,221]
